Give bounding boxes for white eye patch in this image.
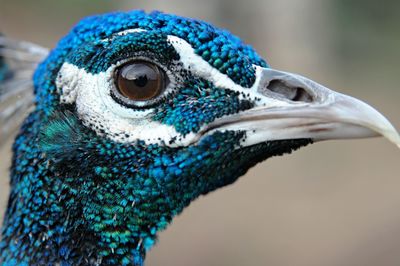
[56,62,197,146]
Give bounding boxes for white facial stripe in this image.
[167,35,294,109]
[56,62,196,147]
[116,28,147,36]
[100,28,148,43]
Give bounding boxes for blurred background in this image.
[1,0,399,265]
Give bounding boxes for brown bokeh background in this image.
[1,0,400,265]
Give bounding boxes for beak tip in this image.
[382,124,400,149]
[394,138,400,149]
[384,131,400,149]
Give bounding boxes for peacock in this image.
[0,10,399,266]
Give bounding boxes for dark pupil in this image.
[135,75,148,87]
[117,61,164,101]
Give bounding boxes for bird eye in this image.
[115,61,167,101]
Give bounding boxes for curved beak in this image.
[201,68,400,148]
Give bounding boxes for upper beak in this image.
[200,67,400,148]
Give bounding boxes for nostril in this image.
[292,87,313,102]
[265,79,313,103]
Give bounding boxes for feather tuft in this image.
[0,35,49,147]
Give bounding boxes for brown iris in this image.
[116,61,166,101]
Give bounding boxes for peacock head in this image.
[28,10,399,258]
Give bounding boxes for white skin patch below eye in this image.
[56,62,198,147]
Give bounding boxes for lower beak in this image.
[201,68,400,148]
